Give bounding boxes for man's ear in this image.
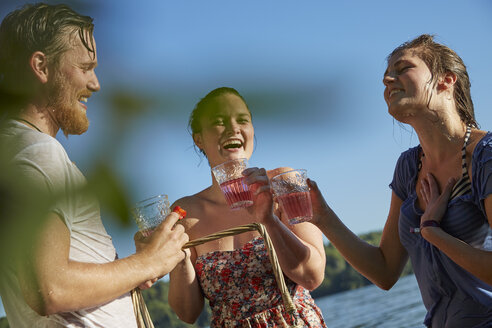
[30,51,49,84]
[437,72,457,91]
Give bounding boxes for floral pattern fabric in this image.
[195,236,327,327]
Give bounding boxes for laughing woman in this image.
[168,87,327,327]
[309,35,492,327]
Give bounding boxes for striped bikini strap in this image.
[418,126,472,175]
[449,126,473,200]
[461,126,472,178]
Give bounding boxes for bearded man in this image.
[0,3,188,327]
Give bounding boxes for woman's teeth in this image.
[389,89,403,97]
[223,140,242,149]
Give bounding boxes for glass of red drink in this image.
[212,158,254,210]
[132,194,170,236]
[271,169,313,225]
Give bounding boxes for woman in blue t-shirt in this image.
[309,34,492,327]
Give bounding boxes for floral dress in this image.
[195,236,327,327]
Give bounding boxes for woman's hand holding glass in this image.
[305,178,333,227]
[243,167,276,224]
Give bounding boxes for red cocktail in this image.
[277,191,313,224]
[213,158,254,209]
[271,169,313,225]
[220,176,253,209]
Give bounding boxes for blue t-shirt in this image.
[390,132,492,328]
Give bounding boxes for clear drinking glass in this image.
[212,158,254,210]
[271,169,313,225]
[131,194,171,236]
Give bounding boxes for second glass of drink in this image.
[271,169,313,224]
[212,158,254,210]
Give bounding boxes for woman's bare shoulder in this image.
[172,191,211,235]
[172,188,213,212]
[173,194,202,209]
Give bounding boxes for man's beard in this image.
[46,73,89,137]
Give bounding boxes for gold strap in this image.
[131,288,154,328]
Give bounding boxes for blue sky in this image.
[1,0,492,319]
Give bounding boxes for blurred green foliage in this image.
[0,151,134,259]
[85,162,133,226]
[0,317,8,328]
[0,153,53,265]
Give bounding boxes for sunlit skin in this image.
[167,92,326,323]
[45,31,100,136]
[193,93,255,167]
[383,49,435,122]
[306,46,492,308]
[383,50,476,195]
[16,30,100,138]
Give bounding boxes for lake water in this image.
[317,274,426,328]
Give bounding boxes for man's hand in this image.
[134,212,189,279]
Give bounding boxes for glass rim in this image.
[271,169,307,181]
[134,194,169,208]
[211,157,249,171]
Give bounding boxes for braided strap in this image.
[183,223,297,319]
[131,288,154,328]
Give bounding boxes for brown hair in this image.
[188,87,252,156]
[387,34,477,128]
[0,3,94,112]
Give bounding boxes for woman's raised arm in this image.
[308,179,409,290]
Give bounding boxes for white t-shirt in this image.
[0,121,137,328]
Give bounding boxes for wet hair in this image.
[0,2,94,113]
[188,87,252,156]
[387,34,477,128]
